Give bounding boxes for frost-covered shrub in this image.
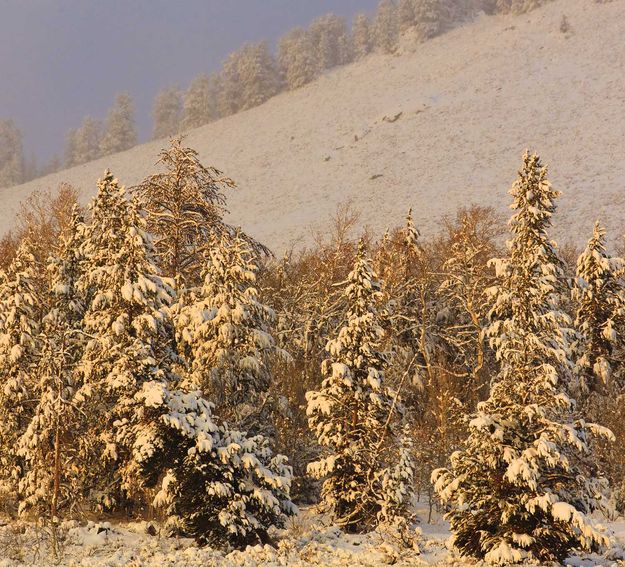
[134,381,297,550]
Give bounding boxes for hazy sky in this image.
[1,0,379,164]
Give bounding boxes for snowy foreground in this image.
[2,507,625,567]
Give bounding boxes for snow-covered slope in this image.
[4,0,625,253]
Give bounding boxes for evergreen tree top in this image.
[572,220,625,394]
[404,208,421,253]
[327,239,387,373]
[507,151,560,260]
[344,239,382,317]
[490,152,567,332]
[575,220,622,280]
[488,151,573,395]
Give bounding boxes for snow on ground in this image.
[1,507,624,566]
[3,0,625,254]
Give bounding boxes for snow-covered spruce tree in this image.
[152,86,182,140]
[306,240,407,533]
[374,209,443,411]
[412,0,448,41]
[0,119,24,188]
[132,381,296,550]
[100,93,137,156]
[76,171,179,507]
[182,73,219,130]
[378,426,417,533]
[398,0,417,32]
[73,116,102,165]
[572,221,625,397]
[64,128,79,168]
[0,239,42,491]
[352,13,373,59]
[571,223,625,513]
[132,138,268,287]
[17,210,87,517]
[308,14,353,71]
[217,42,281,116]
[257,217,364,501]
[177,231,282,427]
[373,0,400,54]
[238,42,282,111]
[433,152,613,564]
[277,27,318,90]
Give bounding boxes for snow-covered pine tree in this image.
[433,152,613,564]
[73,116,102,165]
[76,171,179,507]
[277,28,318,90]
[64,128,79,168]
[130,139,230,286]
[152,86,183,140]
[132,138,268,287]
[571,222,625,512]
[237,42,282,111]
[176,231,282,427]
[17,210,86,517]
[100,93,137,156]
[306,240,405,532]
[352,13,373,59]
[182,73,219,130]
[0,119,25,187]
[373,0,400,54]
[377,426,417,531]
[0,239,42,491]
[217,51,244,117]
[412,0,448,41]
[398,0,417,32]
[572,221,625,397]
[132,381,296,550]
[308,14,353,71]
[218,42,280,116]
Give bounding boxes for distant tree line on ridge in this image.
[0,0,581,189]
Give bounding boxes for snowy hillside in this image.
[3,0,625,253]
